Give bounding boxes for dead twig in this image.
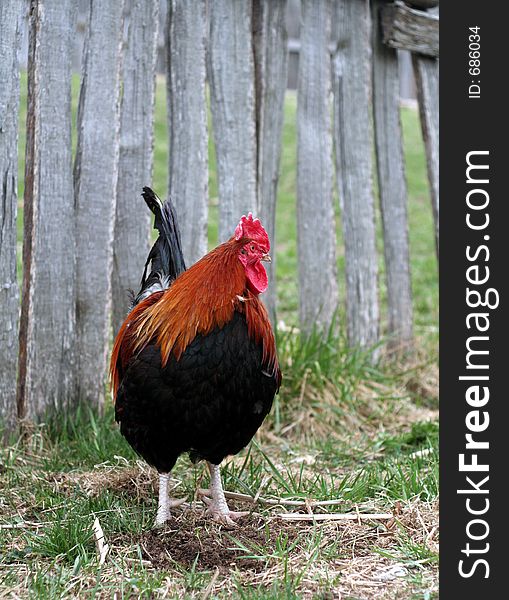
[201,567,220,600]
[0,521,43,529]
[197,488,347,508]
[278,513,393,522]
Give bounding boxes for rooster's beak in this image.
[261,254,271,262]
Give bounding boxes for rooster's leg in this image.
[154,473,185,527]
[199,462,249,527]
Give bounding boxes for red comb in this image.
[234,213,270,252]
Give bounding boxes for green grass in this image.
[1,399,438,598]
[4,74,438,598]
[1,449,438,597]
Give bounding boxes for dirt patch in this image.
[124,511,298,573]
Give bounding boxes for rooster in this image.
[110,188,281,527]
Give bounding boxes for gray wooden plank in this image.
[17,0,78,422]
[167,0,208,266]
[112,0,159,335]
[74,0,125,408]
[372,0,413,350]
[381,1,439,58]
[297,0,338,334]
[252,0,289,324]
[0,0,22,435]
[413,54,439,255]
[208,0,257,242]
[332,0,380,353]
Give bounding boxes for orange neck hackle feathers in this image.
[110,236,278,398]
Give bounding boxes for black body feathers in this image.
[115,312,277,472]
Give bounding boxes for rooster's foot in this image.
[198,490,249,527]
[154,497,186,527]
[199,463,250,527]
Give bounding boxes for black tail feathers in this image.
[132,187,186,306]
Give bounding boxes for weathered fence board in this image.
[208,0,258,242]
[112,0,159,336]
[381,1,438,58]
[0,0,22,434]
[252,0,289,323]
[17,0,77,422]
[413,54,439,255]
[332,0,379,352]
[74,0,125,408]
[167,0,208,266]
[372,0,413,349]
[297,0,338,333]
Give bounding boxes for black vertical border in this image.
[441,2,508,596]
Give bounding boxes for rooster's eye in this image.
[250,245,255,252]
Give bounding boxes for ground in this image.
[0,371,438,598]
[1,80,438,598]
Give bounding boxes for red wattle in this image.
[246,261,268,295]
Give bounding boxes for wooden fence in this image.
[0,0,439,433]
